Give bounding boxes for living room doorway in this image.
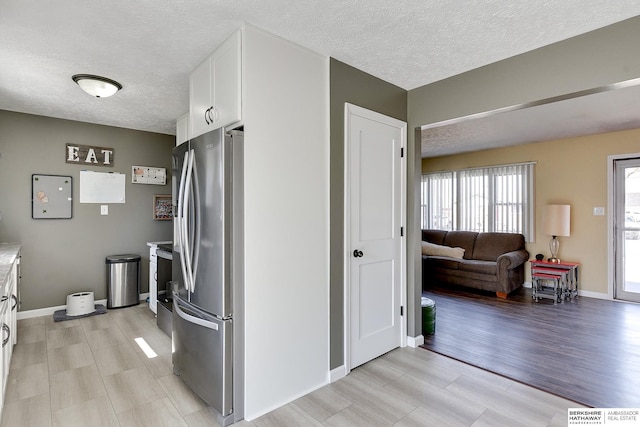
[613,156,640,303]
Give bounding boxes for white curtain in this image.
[422,163,534,241]
[421,171,455,231]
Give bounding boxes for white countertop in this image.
[147,241,172,247]
[0,243,21,291]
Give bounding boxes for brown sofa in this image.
[422,229,529,298]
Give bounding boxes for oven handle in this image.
[156,249,172,260]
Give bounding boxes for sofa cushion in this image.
[421,241,465,259]
[421,229,447,245]
[442,231,478,260]
[424,256,460,270]
[473,232,525,262]
[458,259,497,275]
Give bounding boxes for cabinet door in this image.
[2,304,10,379]
[189,58,213,139]
[1,286,10,400]
[149,247,158,314]
[9,261,17,346]
[176,113,189,146]
[0,304,4,415]
[211,31,242,129]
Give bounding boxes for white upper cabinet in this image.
[190,60,212,138]
[176,113,189,146]
[189,30,242,138]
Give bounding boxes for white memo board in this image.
[79,170,126,203]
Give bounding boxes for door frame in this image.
[343,103,407,374]
[608,153,640,301]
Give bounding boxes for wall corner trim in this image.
[330,365,347,383]
[407,335,424,348]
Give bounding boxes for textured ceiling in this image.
[1,1,640,144]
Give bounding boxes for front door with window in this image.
[614,158,640,303]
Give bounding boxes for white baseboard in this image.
[17,293,150,320]
[330,365,346,383]
[244,379,329,421]
[577,289,610,300]
[407,335,424,348]
[526,282,613,301]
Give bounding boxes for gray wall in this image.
[329,59,408,369]
[408,15,640,128]
[0,110,174,311]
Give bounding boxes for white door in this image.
[614,158,640,303]
[345,103,406,370]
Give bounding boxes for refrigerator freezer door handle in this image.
[177,151,190,291]
[174,296,219,331]
[183,149,196,293]
[191,160,201,287]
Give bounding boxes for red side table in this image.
[530,260,579,303]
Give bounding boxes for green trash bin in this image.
[422,297,436,335]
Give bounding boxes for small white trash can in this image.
[66,292,95,316]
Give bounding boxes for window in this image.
[421,163,535,241]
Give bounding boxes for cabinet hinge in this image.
[400,147,404,157]
[400,226,404,237]
[400,306,404,316]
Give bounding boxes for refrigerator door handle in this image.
[174,295,219,331]
[191,160,201,287]
[177,150,190,291]
[183,149,196,293]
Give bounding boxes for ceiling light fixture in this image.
[72,74,122,98]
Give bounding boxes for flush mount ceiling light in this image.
[72,74,122,98]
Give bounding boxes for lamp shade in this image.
[72,74,122,98]
[542,204,570,237]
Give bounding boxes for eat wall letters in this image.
[65,143,114,167]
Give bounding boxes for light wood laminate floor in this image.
[1,304,581,427]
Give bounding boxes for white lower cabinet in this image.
[1,255,18,417]
[0,296,6,416]
[149,246,158,314]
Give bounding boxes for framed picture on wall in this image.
[153,195,172,220]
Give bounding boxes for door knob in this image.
[353,249,363,258]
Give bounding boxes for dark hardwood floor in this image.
[420,285,640,408]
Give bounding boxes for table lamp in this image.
[542,204,570,263]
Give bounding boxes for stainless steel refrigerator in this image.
[172,128,244,427]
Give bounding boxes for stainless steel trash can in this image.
[106,254,141,309]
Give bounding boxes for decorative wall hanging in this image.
[66,143,114,166]
[153,195,172,220]
[32,174,73,219]
[132,166,166,185]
